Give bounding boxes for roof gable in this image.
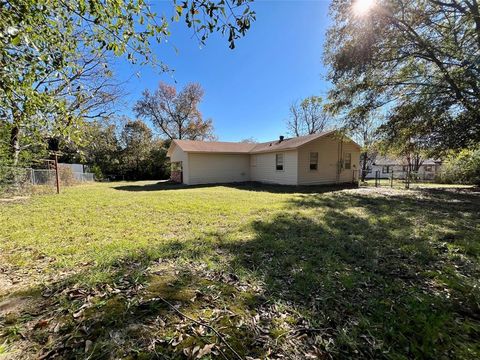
[167,131,360,156]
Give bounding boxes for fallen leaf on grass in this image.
[34,319,50,329]
[85,340,93,353]
[196,343,215,358]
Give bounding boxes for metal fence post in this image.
[54,153,60,194]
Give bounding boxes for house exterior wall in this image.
[169,144,190,184]
[187,153,250,185]
[297,136,360,185]
[250,150,298,185]
[338,141,361,183]
[169,136,360,186]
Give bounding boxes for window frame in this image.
[275,153,284,171]
[309,152,318,171]
[344,152,352,170]
[382,165,390,174]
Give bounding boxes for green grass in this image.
[361,178,475,189]
[1,181,479,359]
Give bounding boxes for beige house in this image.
[166,131,361,186]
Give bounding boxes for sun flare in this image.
[352,0,376,16]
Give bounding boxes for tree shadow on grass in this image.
[113,180,356,195]
[0,241,275,359]
[221,188,480,358]
[2,187,479,359]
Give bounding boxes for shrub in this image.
[91,164,104,180]
[59,167,77,186]
[439,147,480,185]
[0,167,33,196]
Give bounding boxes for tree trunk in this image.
[360,152,368,181]
[10,125,20,166]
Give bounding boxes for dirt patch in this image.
[0,196,29,204]
[343,186,413,197]
[0,297,32,317]
[0,276,15,298]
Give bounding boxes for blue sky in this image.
[115,0,332,142]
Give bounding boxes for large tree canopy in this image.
[61,119,170,180]
[0,0,254,164]
[134,82,215,140]
[286,96,331,137]
[324,0,480,152]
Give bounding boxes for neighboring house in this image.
[365,156,442,180]
[166,131,360,185]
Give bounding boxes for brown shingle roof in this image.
[168,130,360,156]
[250,131,335,153]
[171,140,256,154]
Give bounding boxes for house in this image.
[365,156,442,180]
[166,131,361,185]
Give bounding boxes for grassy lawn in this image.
[361,179,475,190]
[1,182,479,359]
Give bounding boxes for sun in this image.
[352,0,376,16]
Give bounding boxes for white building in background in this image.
[365,156,442,180]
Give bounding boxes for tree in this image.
[240,137,257,143]
[379,131,429,175]
[324,0,480,152]
[119,120,170,180]
[134,82,215,140]
[2,50,121,166]
[349,115,379,181]
[1,0,254,165]
[439,147,480,185]
[61,119,170,180]
[286,96,330,137]
[376,102,438,174]
[120,120,154,178]
[60,120,121,177]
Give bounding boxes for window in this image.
[251,155,257,167]
[424,165,433,172]
[344,152,352,170]
[382,165,390,173]
[276,153,284,171]
[402,165,408,172]
[309,152,318,170]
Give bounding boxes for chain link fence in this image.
[359,169,441,189]
[0,166,95,196]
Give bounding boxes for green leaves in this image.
[324,0,480,152]
[10,35,21,46]
[175,5,184,16]
[1,0,254,166]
